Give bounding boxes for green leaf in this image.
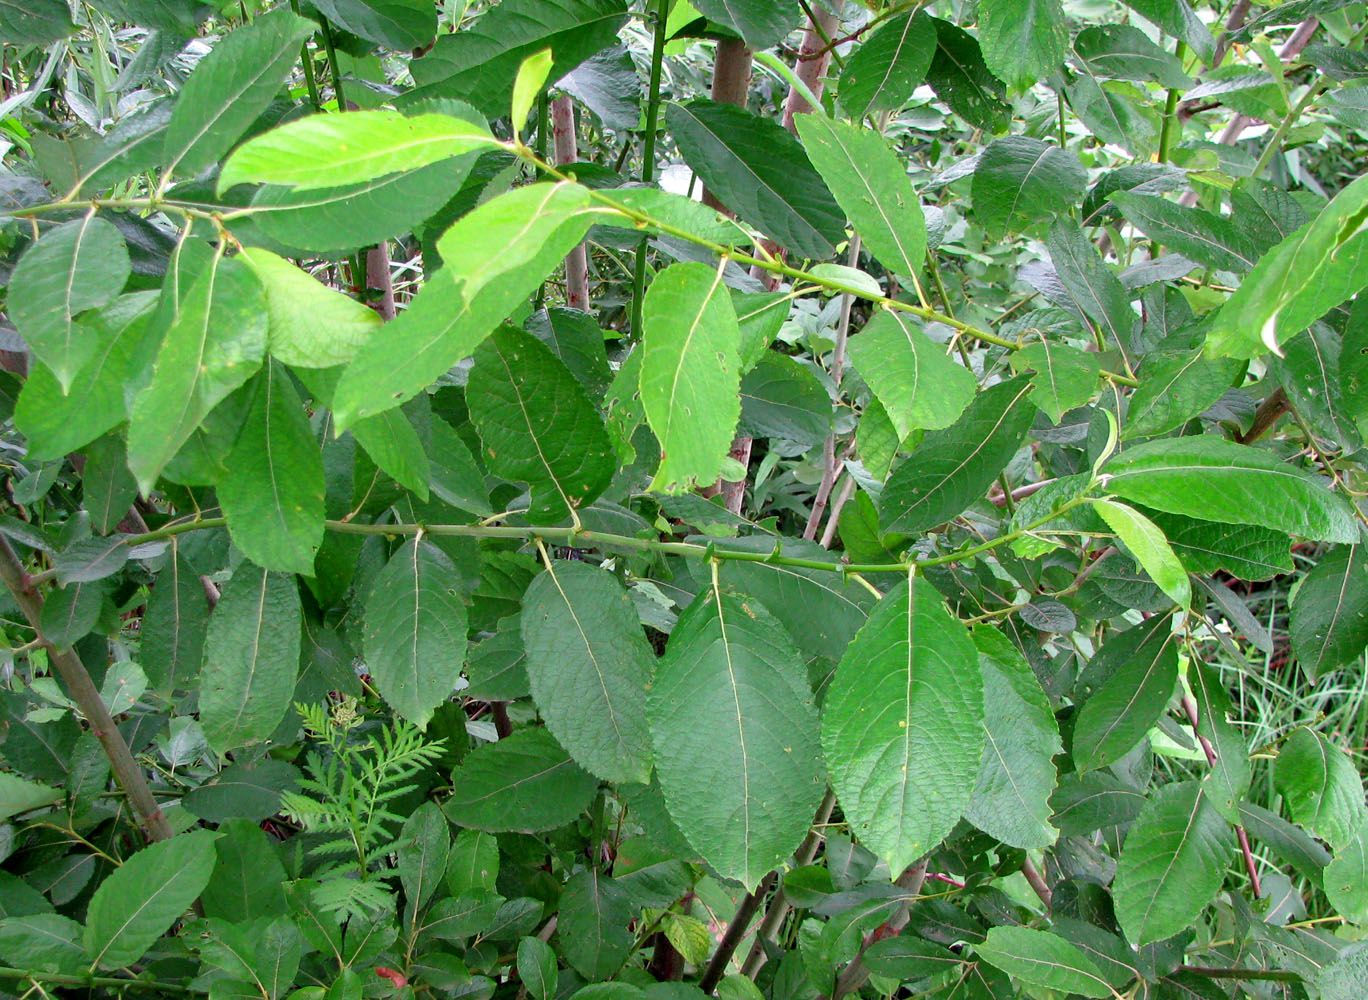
[975,926,1111,999]
[83,830,221,969]
[557,870,635,981]
[364,539,469,728]
[1318,941,1368,1000]
[1189,660,1251,825]
[41,579,105,647]
[848,311,975,441]
[238,247,381,368]
[0,0,76,45]
[640,262,742,493]
[511,49,553,129]
[1207,174,1368,359]
[1010,339,1101,424]
[397,802,450,912]
[925,18,1011,132]
[0,913,86,974]
[738,353,831,448]
[0,772,62,821]
[1274,322,1363,451]
[220,110,496,192]
[648,588,824,889]
[162,10,314,179]
[690,0,801,49]
[1124,348,1243,439]
[1151,511,1292,581]
[964,627,1061,849]
[219,363,325,576]
[598,187,754,249]
[1074,24,1193,88]
[1072,615,1178,772]
[665,100,844,261]
[182,760,301,824]
[126,254,268,494]
[518,936,559,1000]
[1113,782,1230,947]
[1048,220,1134,361]
[332,181,595,427]
[795,116,926,279]
[467,325,615,523]
[1050,772,1146,836]
[521,560,653,784]
[1290,543,1368,679]
[971,137,1085,238]
[822,578,984,875]
[1092,499,1191,609]
[1103,437,1359,543]
[8,216,131,391]
[353,406,431,501]
[82,435,138,537]
[1119,0,1215,63]
[443,727,598,833]
[141,546,210,697]
[1109,192,1258,273]
[977,0,1068,91]
[837,10,936,119]
[249,154,482,257]
[448,829,500,895]
[200,564,302,754]
[15,292,158,461]
[312,0,436,50]
[1274,727,1368,852]
[1326,829,1368,925]
[880,378,1036,535]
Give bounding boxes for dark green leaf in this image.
[972,137,1085,238]
[1048,220,1134,362]
[1189,660,1251,825]
[518,936,558,1000]
[666,100,844,261]
[690,0,801,49]
[1119,0,1215,63]
[977,0,1068,91]
[738,352,831,448]
[1125,348,1243,439]
[443,727,598,833]
[1074,24,1192,88]
[1274,322,1362,451]
[1274,727,1367,851]
[837,11,936,119]
[822,579,984,875]
[82,435,138,536]
[557,870,635,981]
[312,0,436,50]
[880,378,1036,535]
[925,18,1011,132]
[364,539,469,728]
[0,0,76,45]
[1110,192,1257,273]
[1291,543,1368,679]
[1072,615,1178,772]
[976,926,1111,998]
[182,759,301,823]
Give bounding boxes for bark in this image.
[553,94,590,310]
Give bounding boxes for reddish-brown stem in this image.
[782,2,843,132]
[699,872,774,993]
[1181,693,1263,897]
[552,94,590,311]
[366,242,396,321]
[1020,856,1052,908]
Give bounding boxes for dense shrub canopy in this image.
[0,1,1367,998]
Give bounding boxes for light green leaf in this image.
[220,110,497,193]
[0,773,62,821]
[521,560,653,784]
[975,926,1110,999]
[1290,542,1368,679]
[126,254,268,494]
[1326,829,1368,925]
[512,49,554,129]
[1010,339,1101,424]
[200,565,301,754]
[838,11,936,120]
[332,181,595,428]
[880,378,1036,535]
[665,100,845,261]
[1114,782,1230,947]
[640,262,742,493]
[364,539,469,728]
[597,187,754,249]
[0,913,86,974]
[795,116,927,279]
[83,830,221,969]
[1103,437,1359,543]
[8,216,130,392]
[219,364,325,576]
[443,727,598,833]
[690,0,801,49]
[964,627,1061,849]
[448,829,500,895]
[977,0,1068,91]
[822,578,984,875]
[467,326,616,524]
[971,137,1085,237]
[1124,348,1243,439]
[162,10,315,179]
[353,405,431,501]
[1092,499,1190,609]
[518,936,559,1000]
[648,588,825,889]
[238,247,381,368]
[1207,173,1368,359]
[1274,727,1368,852]
[1072,615,1178,772]
[848,311,974,440]
[82,435,137,537]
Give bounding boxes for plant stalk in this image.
[0,537,172,842]
[630,0,670,337]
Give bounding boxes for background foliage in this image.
[1,0,1367,998]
